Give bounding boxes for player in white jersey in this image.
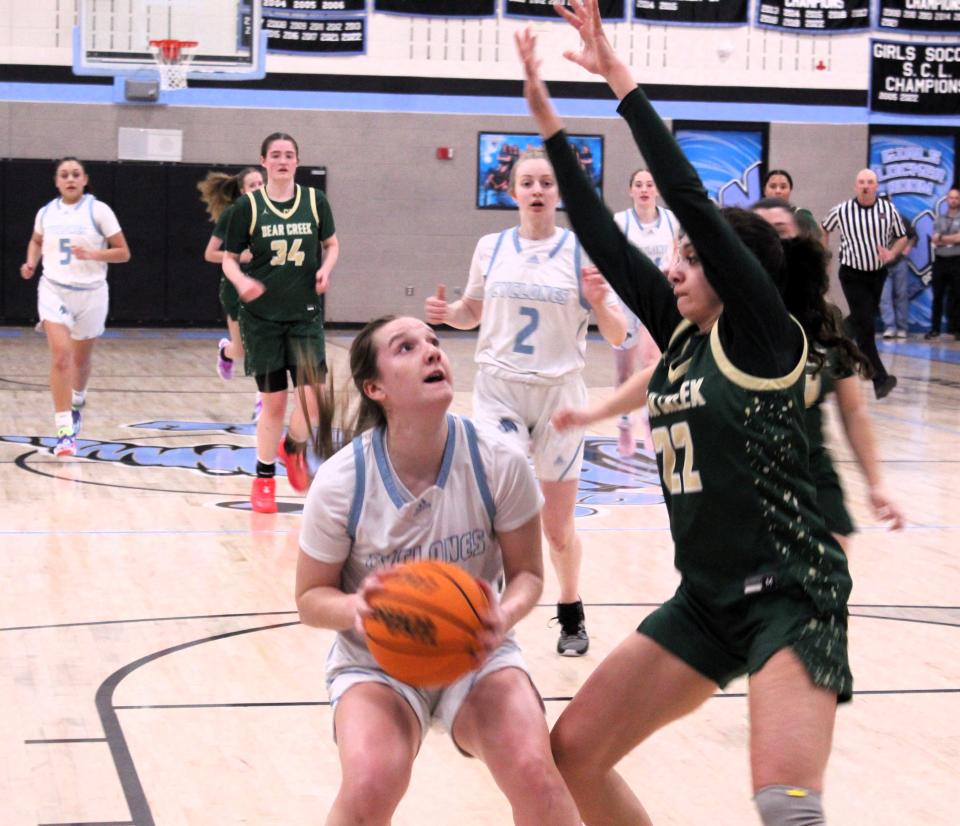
[20,157,130,457]
[425,148,626,657]
[611,168,678,456]
[296,316,580,826]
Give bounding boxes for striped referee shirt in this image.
[822,196,907,271]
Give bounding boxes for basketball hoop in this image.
[149,39,198,91]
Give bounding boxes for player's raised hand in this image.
[515,28,563,136]
[425,284,449,325]
[581,265,610,306]
[556,0,619,79]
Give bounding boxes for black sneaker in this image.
[924,331,940,340]
[555,600,589,656]
[874,375,898,400]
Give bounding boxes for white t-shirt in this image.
[300,413,543,674]
[34,195,122,287]
[465,226,620,385]
[614,206,678,271]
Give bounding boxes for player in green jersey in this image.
[752,198,905,553]
[198,166,264,421]
[222,133,339,513]
[518,4,855,823]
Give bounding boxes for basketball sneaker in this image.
[217,338,234,380]
[53,430,77,458]
[555,600,589,656]
[250,477,277,513]
[278,436,309,492]
[71,407,82,436]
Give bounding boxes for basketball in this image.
[362,560,489,688]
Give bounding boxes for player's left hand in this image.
[581,265,610,306]
[315,268,330,294]
[472,578,506,664]
[869,484,905,530]
[71,244,96,261]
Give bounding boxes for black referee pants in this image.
[839,264,889,388]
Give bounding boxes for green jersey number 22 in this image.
[651,422,702,495]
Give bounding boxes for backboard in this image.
[74,0,265,82]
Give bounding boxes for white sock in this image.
[72,389,86,408]
[55,410,73,435]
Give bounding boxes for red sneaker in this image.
[278,437,309,492]
[251,477,277,513]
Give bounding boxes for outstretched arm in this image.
[515,27,679,349]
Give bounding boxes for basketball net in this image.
[149,39,197,91]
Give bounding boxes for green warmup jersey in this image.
[647,319,851,615]
[223,185,335,322]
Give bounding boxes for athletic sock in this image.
[55,410,73,435]
[256,459,276,479]
[71,389,86,408]
[219,345,233,363]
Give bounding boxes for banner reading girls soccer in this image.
[870,132,957,328]
[632,0,747,25]
[373,0,496,15]
[755,0,869,32]
[870,40,960,115]
[672,126,765,207]
[877,0,960,34]
[504,0,626,19]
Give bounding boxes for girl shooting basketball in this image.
[295,315,579,826]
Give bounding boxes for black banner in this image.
[755,0,869,31]
[261,15,366,54]
[373,0,496,14]
[632,0,747,25]
[870,40,960,115]
[262,0,366,11]
[877,0,960,33]
[504,0,626,19]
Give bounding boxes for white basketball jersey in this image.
[300,414,542,673]
[615,206,678,270]
[465,227,619,385]
[34,195,121,287]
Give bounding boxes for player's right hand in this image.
[354,570,391,637]
[425,284,449,325]
[238,276,266,302]
[20,262,35,280]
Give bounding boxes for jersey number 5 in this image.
[59,238,72,266]
[513,306,539,355]
[269,238,305,267]
[651,422,702,494]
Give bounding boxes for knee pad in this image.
[754,785,825,825]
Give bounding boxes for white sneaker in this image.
[882,328,895,339]
[895,330,908,339]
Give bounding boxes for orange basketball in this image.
[362,560,489,688]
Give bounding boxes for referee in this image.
[823,168,907,399]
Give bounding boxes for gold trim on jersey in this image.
[665,319,696,383]
[709,316,808,391]
[260,185,303,221]
[246,190,258,238]
[309,188,319,225]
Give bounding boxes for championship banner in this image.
[673,126,764,206]
[755,0,869,31]
[869,40,960,115]
[263,0,366,11]
[870,132,957,328]
[373,0,496,15]
[504,0,626,19]
[632,0,747,25]
[261,14,366,53]
[877,0,960,34]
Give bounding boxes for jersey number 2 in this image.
[651,422,702,494]
[269,238,305,267]
[513,306,539,355]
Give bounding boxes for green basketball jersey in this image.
[224,185,335,322]
[647,319,850,614]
